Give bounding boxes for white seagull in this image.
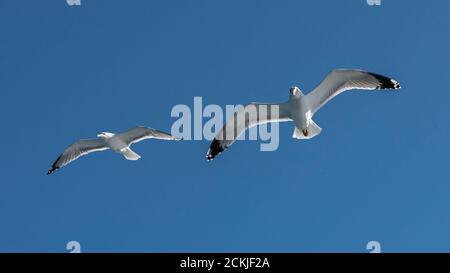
[48,126,180,174]
[206,69,401,161]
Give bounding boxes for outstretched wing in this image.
[118,126,180,145]
[48,138,108,174]
[206,103,291,161]
[307,69,401,114]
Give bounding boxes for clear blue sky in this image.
[0,0,449,252]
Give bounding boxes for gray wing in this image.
[307,69,401,114]
[117,126,180,145]
[206,103,291,161]
[48,138,109,174]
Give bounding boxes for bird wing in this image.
[48,138,108,174]
[307,69,401,114]
[117,126,180,145]
[206,103,291,161]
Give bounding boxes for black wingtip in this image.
[368,72,401,90]
[47,166,59,175]
[47,155,62,175]
[206,138,225,162]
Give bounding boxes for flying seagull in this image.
[206,69,401,161]
[48,126,180,174]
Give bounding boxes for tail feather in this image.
[121,148,141,160]
[292,120,322,140]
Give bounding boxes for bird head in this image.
[289,86,303,97]
[97,132,114,138]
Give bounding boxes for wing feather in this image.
[118,126,180,145]
[307,69,401,114]
[206,103,291,161]
[47,138,108,174]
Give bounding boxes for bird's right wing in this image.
[206,103,291,161]
[48,138,109,174]
[118,126,181,145]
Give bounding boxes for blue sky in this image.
[0,0,449,252]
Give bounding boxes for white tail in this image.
[121,148,141,160]
[292,120,322,140]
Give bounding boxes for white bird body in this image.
[99,133,124,152]
[95,132,137,160]
[206,69,401,160]
[287,91,310,133]
[48,127,180,174]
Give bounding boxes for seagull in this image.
[48,126,180,174]
[206,69,401,161]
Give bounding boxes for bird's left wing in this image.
[118,126,180,145]
[307,69,401,114]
